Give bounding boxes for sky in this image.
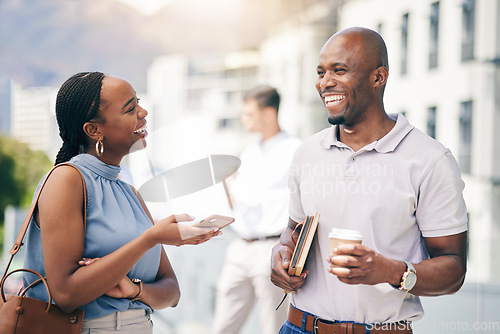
[117,0,174,15]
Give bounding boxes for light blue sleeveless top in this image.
[23,154,162,319]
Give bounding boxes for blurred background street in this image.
[1,0,499,333]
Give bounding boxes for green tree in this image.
[0,134,52,238]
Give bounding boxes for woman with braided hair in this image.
[23,72,221,333]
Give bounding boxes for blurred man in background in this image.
[212,85,301,334]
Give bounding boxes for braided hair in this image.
[54,72,105,165]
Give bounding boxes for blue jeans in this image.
[279,320,313,334]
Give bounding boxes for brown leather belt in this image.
[288,305,412,334]
[241,235,281,242]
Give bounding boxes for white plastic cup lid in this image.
[328,228,363,241]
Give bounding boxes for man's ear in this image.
[83,122,102,141]
[263,106,278,121]
[373,66,388,88]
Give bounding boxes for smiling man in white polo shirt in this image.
[271,27,468,334]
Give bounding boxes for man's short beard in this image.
[328,115,345,125]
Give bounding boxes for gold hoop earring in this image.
[95,139,104,156]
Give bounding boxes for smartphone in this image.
[192,214,235,229]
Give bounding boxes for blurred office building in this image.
[0,75,11,135]
[9,82,59,158]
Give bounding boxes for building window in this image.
[217,117,240,130]
[429,1,440,69]
[401,13,409,76]
[459,100,473,173]
[427,106,437,139]
[461,0,475,61]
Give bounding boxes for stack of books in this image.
[288,212,320,276]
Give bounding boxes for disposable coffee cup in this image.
[329,228,363,255]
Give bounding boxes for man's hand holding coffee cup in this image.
[327,228,401,286]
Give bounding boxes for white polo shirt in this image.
[229,131,301,239]
[288,113,468,324]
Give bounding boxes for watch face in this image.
[404,273,417,290]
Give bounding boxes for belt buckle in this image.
[313,316,320,334]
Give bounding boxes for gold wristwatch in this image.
[399,261,417,292]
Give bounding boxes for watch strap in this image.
[404,261,416,273]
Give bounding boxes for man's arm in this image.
[405,231,467,296]
[327,231,467,296]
